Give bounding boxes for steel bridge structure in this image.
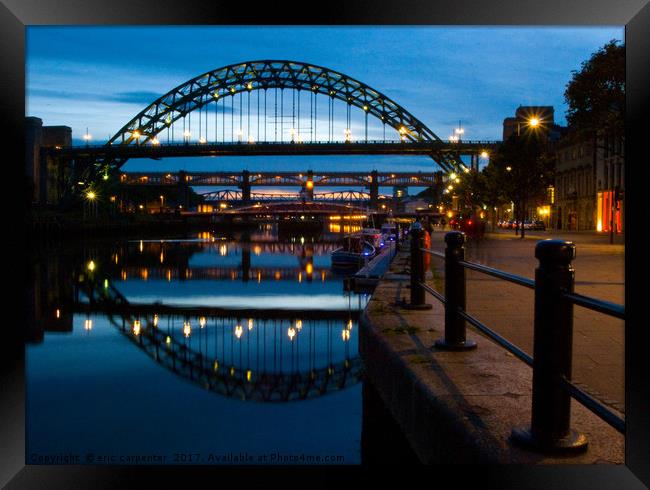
[43,60,501,200]
[119,169,441,208]
[200,189,390,205]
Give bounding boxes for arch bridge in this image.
[46,60,499,195]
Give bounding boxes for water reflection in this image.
[26,225,392,463]
[28,225,367,403]
[102,312,362,402]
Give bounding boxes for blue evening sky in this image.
[26,26,623,176]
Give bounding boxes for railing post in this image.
[405,222,431,310]
[434,231,477,350]
[512,240,588,453]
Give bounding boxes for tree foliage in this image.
[454,168,487,211]
[564,40,625,135]
[492,133,555,205]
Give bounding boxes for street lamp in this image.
[84,190,97,220]
[454,124,465,142]
[516,116,542,136]
[83,128,92,146]
[160,195,164,213]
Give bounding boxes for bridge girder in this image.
[108,60,443,148]
[121,171,441,188]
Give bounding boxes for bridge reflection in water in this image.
[102,313,361,403]
[27,227,423,463]
[68,228,366,403]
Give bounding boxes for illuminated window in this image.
[547,186,555,204]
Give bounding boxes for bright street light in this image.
[517,116,542,136]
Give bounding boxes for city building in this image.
[554,131,624,232]
[500,106,564,226]
[25,117,72,205]
[502,105,564,142]
[403,198,430,214]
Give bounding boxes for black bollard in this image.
[511,240,588,453]
[404,222,432,310]
[434,231,477,350]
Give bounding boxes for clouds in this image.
[26,25,623,151]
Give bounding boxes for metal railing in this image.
[407,225,625,453]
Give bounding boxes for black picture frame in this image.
[2,0,649,487]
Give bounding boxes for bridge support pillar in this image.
[471,154,479,171]
[178,171,190,210]
[241,170,251,204]
[305,170,314,201]
[369,170,379,210]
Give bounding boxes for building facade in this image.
[500,106,562,227]
[25,117,72,205]
[554,131,624,232]
[502,105,564,142]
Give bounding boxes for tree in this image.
[454,168,487,213]
[564,39,624,239]
[481,162,510,231]
[564,39,625,136]
[416,171,453,209]
[489,132,555,238]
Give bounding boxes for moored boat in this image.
[361,228,383,250]
[380,222,399,242]
[331,235,376,269]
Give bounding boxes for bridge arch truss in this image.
[109,60,443,148]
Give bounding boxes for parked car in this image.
[532,220,546,231]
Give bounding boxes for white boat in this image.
[361,228,383,250]
[380,222,399,242]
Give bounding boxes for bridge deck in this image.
[51,140,501,159]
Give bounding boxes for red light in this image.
[468,220,473,225]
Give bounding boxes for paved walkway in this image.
[425,228,625,412]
